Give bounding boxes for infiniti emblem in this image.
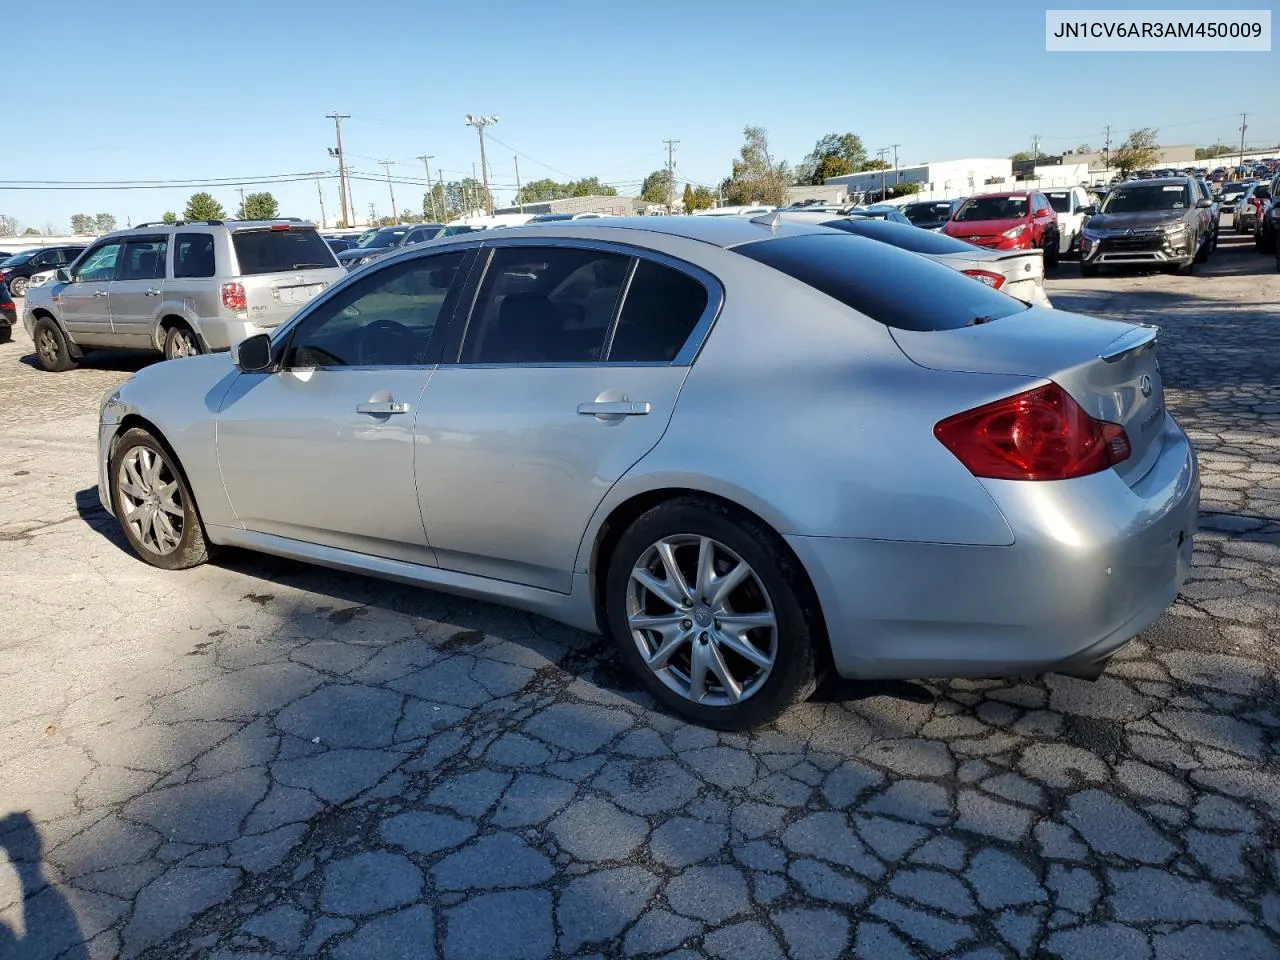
[1140,375,1153,398]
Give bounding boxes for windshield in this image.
[954,196,1027,221]
[1101,184,1191,213]
[1045,193,1072,213]
[357,227,410,248]
[0,251,36,267]
[902,202,954,225]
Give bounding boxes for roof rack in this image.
[132,219,225,228]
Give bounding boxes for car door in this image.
[1030,194,1054,247]
[108,235,168,348]
[59,240,121,343]
[414,240,717,593]
[215,247,474,565]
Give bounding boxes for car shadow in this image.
[18,350,158,374]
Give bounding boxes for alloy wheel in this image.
[36,327,60,367]
[117,446,185,555]
[627,534,777,706]
[168,329,198,359]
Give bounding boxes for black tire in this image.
[108,427,213,571]
[163,324,204,361]
[604,496,821,730]
[9,277,28,298]
[1080,262,1099,278]
[1045,234,1059,268]
[1194,235,1210,263]
[32,318,76,372]
[1173,258,1195,275]
[0,326,11,344]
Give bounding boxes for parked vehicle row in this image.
[93,215,1198,728]
[0,245,86,297]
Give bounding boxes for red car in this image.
[942,191,1061,266]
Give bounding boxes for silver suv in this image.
[23,218,345,370]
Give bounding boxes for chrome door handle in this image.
[577,400,651,417]
[93,290,108,298]
[356,400,409,415]
[144,289,161,297]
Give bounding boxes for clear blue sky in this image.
[2,0,1276,231]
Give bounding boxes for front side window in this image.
[117,238,168,281]
[174,233,216,278]
[460,246,630,364]
[74,243,122,282]
[285,250,469,368]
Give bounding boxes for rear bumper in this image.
[196,318,276,351]
[789,415,1199,680]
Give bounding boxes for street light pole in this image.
[465,114,499,215]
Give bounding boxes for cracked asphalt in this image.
[1,234,1278,960]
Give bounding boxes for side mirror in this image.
[1079,204,1098,216]
[232,333,273,373]
[56,268,73,283]
[1196,198,1213,208]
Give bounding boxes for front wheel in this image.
[9,277,29,298]
[33,318,76,371]
[1172,258,1195,275]
[163,324,203,361]
[604,497,820,730]
[108,428,212,570]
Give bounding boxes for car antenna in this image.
[750,211,784,230]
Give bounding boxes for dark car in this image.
[324,236,359,254]
[336,223,477,270]
[1078,177,1215,276]
[900,199,959,231]
[0,280,15,341]
[0,245,86,297]
[846,205,912,225]
[1256,172,1280,254]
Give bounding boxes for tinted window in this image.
[232,229,336,275]
[174,233,216,278]
[117,238,168,281]
[821,218,981,255]
[1045,192,1072,213]
[609,260,708,363]
[461,246,630,363]
[1,252,35,267]
[74,243,122,282]
[734,234,1028,332]
[955,196,1028,221]
[286,251,468,367]
[902,202,955,225]
[356,226,411,248]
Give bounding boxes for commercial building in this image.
[824,158,1013,197]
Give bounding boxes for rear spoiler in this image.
[1099,324,1158,363]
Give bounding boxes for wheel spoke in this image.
[716,610,776,634]
[118,481,148,501]
[714,627,774,670]
[688,639,711,701]
[629,611,686,633]
[655,541,693,606]
[708,560,751,610]
[694,536,715,601]
[645,626,693,670]
[156,511,181,550]
[148,507,166,550]
[706,641,743,702]
[124,457,148,494]
[632,567,687,612]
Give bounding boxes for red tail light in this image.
[270,223,291,231]
[0,300,13,311]
[961,269,1005,289]
[934,382,1131,481]
[221,282,247,312]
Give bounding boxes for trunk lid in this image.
[892,309,1166,485]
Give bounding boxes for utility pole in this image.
[663,139,680,212]
[439,168,445,221]
[471,163,478,214]
[379,160,399,224]
[887,144,901,185]
[368,202,376,225]
[1238,113,1248,169]
[417,156,437,222]
[514,155,523,212]
[876,147,889,200]
[316,178,327,229]
[1103,124,1112,172]
[464,114,499,215]
[237,187,246,218]
[325,112,351,227]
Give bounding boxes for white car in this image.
[1043,187,1096,255]
[26,270,57,289]
[770,212,1052,308]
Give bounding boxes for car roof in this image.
[1117,177,1193,187]
[428,214,835,249]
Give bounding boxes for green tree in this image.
[861,158,889,171]
[640,169,674,204]
[1075,143,1093,154]
[1009,151,1032,162]
[444,178,486,218]
[70,213,96,234]
[796,133,868,185]
[161,211,178,224]
[1112,128,1160,175]
[690,186,716,211]
[22,226,40,235]
[424,185,446,220]
[237,192,280,220]
[184,192,226,221]
[94,213,117,233]
[1195,144,1233,160]
[681,183,695,211]
[723,126,791,206]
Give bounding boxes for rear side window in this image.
[735,234,1029,332]
[174,233,216,278]
[821,218,979,256]
[609,259,708,362]
[231,229,337,276]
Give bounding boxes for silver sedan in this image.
[96,216,1199,729]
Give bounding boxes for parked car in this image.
[336,223,478,270]
[527,212,614,223]
[0,280,14,341]
[845,205,912,225]
[1255,172,1280,253]
[1078,177,1215,276]
[1218,181,1249,219]
[324,236,359,254]
[771,212,1051,307]
[1191,177,1221,249]
[93,216,1197,728]
[942,192,1061,265]
[0,245,87,297]
[1043,187,1095,255]
[1233,182,1270,233]
[22,219,345,368]
[899,200,959,231]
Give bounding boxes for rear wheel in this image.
[108,428,212,570]
[604,497,820,730]
[33,318,76,371]
[163,324,203,361]
[9,277,29,298]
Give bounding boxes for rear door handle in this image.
[356,401,410,415]
[144,289,161,297]
[577,400,651,417]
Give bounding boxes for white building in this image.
[824,158,1013,198]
